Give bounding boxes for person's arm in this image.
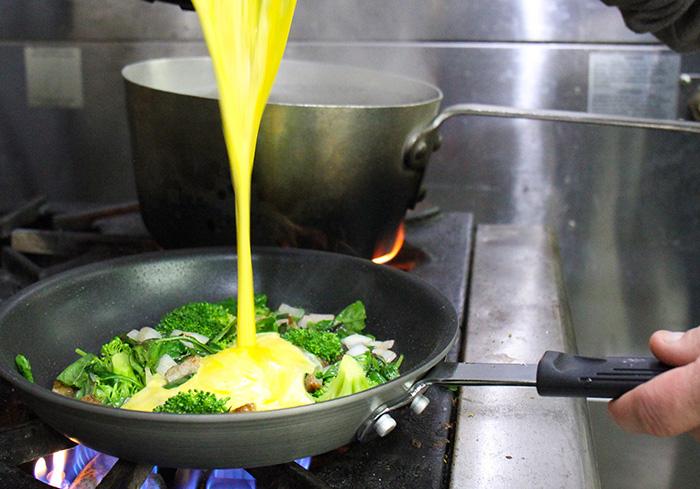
[603,0,700,52]
[608,327,700,439]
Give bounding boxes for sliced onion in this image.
[370,339,395,350]
[277,303,305,318]
[346,344,369,357]
[374,348,397,363]
[182,331,209,344]
[170,329,209,344]
[299,314,334,328]
[156,354,177,376]
[126,329,140,341]
[137,327,162,342]
[342,334,373,349]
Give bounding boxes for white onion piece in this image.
[342,334,373,349]
[126,329,140,341]
[374,349,397,363]
[277,303,305,318]
[137,327,162,342]
[299,314,334,328]
[346,344,369,357]
[181,331,209,344]
[370,339,395,350]
[156,354,177,376]
[169,329,209,345]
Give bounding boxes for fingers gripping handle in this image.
[536,351,671,399]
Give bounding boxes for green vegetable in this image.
[154,389,230,414]
[315,355,376,402]
[56,337,144,407]
[15,354,34,383]
[157,302,233,339]
[355,351,404,384]
[334,301,366,337]
[283,328,342,363]
[56,353,95,387]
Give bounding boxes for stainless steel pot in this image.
[123,58,442,257]
[123,58,700,258]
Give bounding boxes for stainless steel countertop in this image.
[450,225,600,489]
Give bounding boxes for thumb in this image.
[649,326,700,366]
[608,357,700,436]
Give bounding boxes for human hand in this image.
[608,327,700,440]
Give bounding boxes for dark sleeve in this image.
[603,0,700,52]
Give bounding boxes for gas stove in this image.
[0,198,473,489]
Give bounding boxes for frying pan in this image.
[0,249,668,468]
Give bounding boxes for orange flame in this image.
[372,222,405,264]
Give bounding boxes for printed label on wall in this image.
[24,46,84,109]
[588,52,680,120]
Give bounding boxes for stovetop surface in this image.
[0,206,473,489]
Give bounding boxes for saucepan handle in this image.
[404,103,700,170]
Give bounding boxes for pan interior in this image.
[122,57,443,107]
[0,249,456,401]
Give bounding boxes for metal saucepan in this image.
[123,58,700,258]
[0,249,669,468]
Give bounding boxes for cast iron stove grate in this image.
[0,198,472,489]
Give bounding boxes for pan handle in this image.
[356,352,671,442]
[404,103,700,170]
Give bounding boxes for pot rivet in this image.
[410,394,430,415]
[413,140,429,161]
[374,413,397,437]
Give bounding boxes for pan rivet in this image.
[374,414,397,437]
[410,394,430,415]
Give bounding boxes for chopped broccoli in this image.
[100,337,131,358]
[315,355,377,402]
[15,354,34,383]
[156,302,232,339]
[154,389,230,414]
[283,328,342,363]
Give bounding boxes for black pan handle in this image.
[536,351,671,398]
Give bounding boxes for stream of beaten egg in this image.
[192,0,297,348]
[122,1,302,413]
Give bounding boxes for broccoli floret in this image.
[100,337,131,358]
[156,302,232,338]
[315,355,377,402]
[153,389,230,414]
[283,328,343,363]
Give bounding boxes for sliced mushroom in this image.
[304,373,323,393]
[80,394,102,405]
[52,380,76,398]
[164,356,201,384]
[232,402,256,413]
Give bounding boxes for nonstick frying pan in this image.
[0,249,669,468]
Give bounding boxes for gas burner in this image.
[0,202,473,489]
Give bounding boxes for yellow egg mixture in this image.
[124,334,315,412]
[124,0,303,413]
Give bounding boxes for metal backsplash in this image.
[2,0,700,348]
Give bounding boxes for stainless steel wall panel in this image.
[0,0,656,43]
[0,41,207,208]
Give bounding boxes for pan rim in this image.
[0,247,458,424]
